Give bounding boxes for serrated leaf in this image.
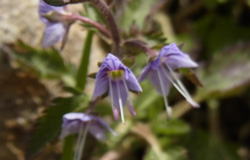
[27,94,88,157]
[7,40,76,86]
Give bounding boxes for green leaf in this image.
[83,3,104,22]
[152,119,190,136]
[27,94,88,157]
[62,135,75,160]
[194,16,250,54]
[9,40,76,86]
[80,3,105,33]
[198,47,250,99]
[144,147,188,160]
[118,0,156,32]
[76,31,94,90]
[144,148,168,160]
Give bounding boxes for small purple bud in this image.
[92,54,142,122]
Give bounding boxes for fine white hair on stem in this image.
[163,64,199,107]
[117,81,125,123]
[156,70,172,117]
[74,124,90,160]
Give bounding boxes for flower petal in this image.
[60,113,94,138]
[138,65,151,82]
[39,0,65,24]
[139,57,161,82]
[148,66,171,96]
[95,117,117,136]
[88,125,106,140]
[109,80,128,122]
[42,23,66,48]
[160,43,198,69]
[61,113,115,140]
[92,71,109,100]
[63,112,92,122]
[109,80,128,108]
[127,103,136,116]
[126,69,142,93]
[102,54,126,70]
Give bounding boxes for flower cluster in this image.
[38,1,200,160]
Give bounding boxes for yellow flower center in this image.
[108,70,124,80]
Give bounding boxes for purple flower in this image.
[139,43,199,116]
[61,112,116,160]
[92,54,142,122]
[39,0,71,49]
[61,112,116,140]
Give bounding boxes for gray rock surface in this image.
[0,0,104,94]
[0,0,103,66]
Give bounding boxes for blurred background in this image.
[0,0,250,160]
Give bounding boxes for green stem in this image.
[62,31,94,160]
[62,135,75,160]
[76,31,94,90]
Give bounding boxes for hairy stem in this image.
[69,14,111,38]
[90,0,121,54]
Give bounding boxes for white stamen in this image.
[74,124,89,160]
[117,81,125,123]
[164,65,199,107]
[156,70,172,117]
[109,79,117,119]
[74,124,83,160]
[109,79,125,122]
